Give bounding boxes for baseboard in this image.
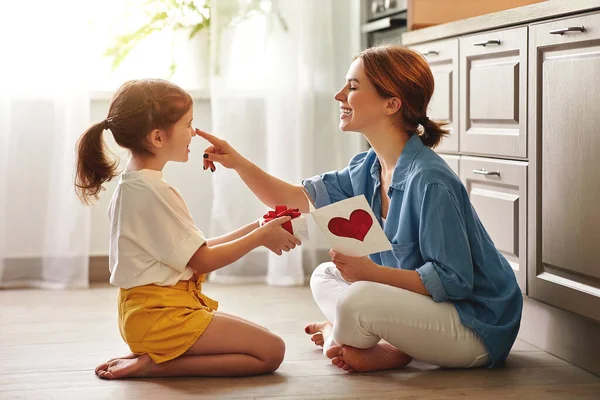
[89,256,111,283]
[519,296,600,377]
[88,249,331,284]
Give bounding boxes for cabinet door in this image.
[439,154,460,177]
[528,12,600,322]
[460,27,528,158]
[409,38,459,153]
[461,156,527,294]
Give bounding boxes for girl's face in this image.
[163,107,195,163]
[334,58,390,134]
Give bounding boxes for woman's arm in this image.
[329,250,430,296]
[196,129,310,213]
[370,267,430,296]
[235,157,310,213]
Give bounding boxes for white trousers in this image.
[310,262,490,368]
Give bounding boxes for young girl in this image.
[75,79,301,379]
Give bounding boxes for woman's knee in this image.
[309,262,334,293]
[336,281,380,320]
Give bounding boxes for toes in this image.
[97,370,111,380]
[342,364,352,371]
[325,345,343,359]
[95,362,108,375]
[305,323,320,335]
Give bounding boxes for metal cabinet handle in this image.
[473,169,500,177]
[549,26,585,35]
[421,50,439,56]
[473,39,501,47]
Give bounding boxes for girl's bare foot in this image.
[95,353,154,379]
[304,321,332,347]
[326,342,412,373]
[95,353,138,376]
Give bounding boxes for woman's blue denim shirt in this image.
[303,134,523,367]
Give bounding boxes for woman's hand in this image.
[256,216,302,256]
[329,249,380,283]
[195,129,245,172]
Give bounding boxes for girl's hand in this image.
[329,249,380,283]
[256,216,302,256]
[195,129,244,172]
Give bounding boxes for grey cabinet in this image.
[409,38,459,153]
[528,12,600,322]
[461,156,528,294]
[460,27,528,158]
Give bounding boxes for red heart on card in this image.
[327,209,373,242]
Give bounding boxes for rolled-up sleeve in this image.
[302,152,368,208]
[416,183,474,302]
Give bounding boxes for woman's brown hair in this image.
[75,79,192,205]
[354,45,449,148]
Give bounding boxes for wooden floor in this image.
[1,284,600,400]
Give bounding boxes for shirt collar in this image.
[121,169,164,181]
[369,134,424,190]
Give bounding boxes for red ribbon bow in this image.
[262,206,301,234]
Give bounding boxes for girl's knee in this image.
[262,334,285,374]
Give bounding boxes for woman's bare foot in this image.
[95,353,155,379]
[326,342,412,373]
[304,321,332,347]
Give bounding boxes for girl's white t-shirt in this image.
[107,169,205,289]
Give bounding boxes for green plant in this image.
[104,0,287,76]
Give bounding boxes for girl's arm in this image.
[206,220,259,247]
[189,232,262,275]
[188,216,301,275]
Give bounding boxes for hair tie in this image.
[102,119,111,131]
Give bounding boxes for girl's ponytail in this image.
[75,121,118,205]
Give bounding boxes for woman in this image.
[197,45,522,373]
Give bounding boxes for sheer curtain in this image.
[208,0,362,285]
[0,1,92,289]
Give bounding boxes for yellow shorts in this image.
[118,275,218,364]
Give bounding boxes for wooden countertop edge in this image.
[402,0,600,45]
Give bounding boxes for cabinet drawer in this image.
[460,27,528,158]
[409,38,459,153]
[460,156,528,293]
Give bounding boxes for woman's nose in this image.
[334,89,346,102]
